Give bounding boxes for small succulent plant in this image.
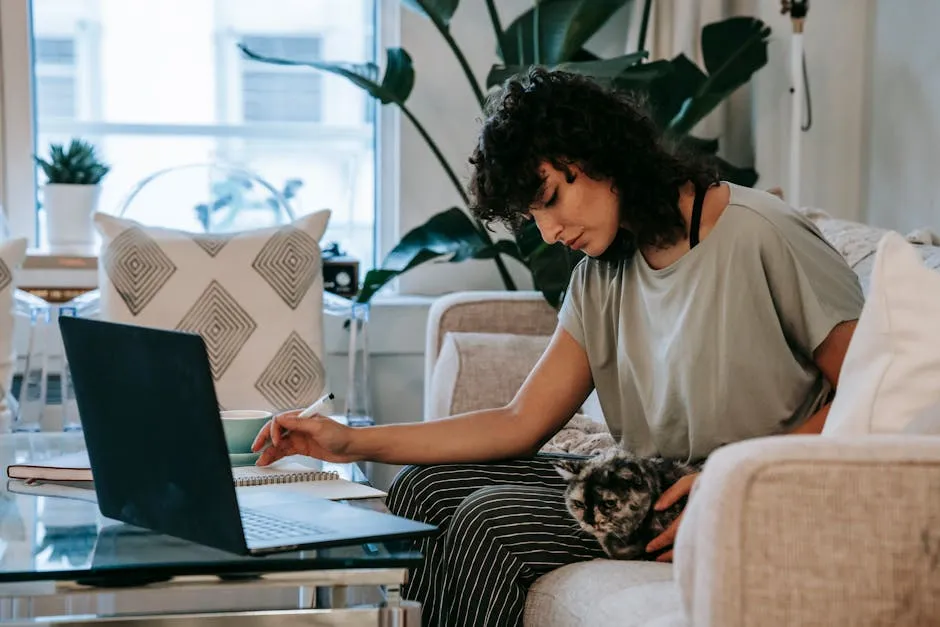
[34,138,110,185]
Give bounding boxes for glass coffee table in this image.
[0,433,422,625]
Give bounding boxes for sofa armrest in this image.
[424,291,558,420]
[677,435,940,627]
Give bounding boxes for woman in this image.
[251,67,864,627]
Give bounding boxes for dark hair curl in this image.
[467,66,720,256]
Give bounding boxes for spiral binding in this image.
[233,469,340,487]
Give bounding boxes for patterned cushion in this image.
[94,211,330,412]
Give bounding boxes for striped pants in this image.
[385,458,606,627]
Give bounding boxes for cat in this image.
[552,449,704,561]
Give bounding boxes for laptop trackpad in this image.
[236,485,402,528]
[235,485,330,510]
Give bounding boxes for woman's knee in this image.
[385,464,454,518]
[449,486,520,542]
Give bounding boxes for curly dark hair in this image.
[468,66,720,256]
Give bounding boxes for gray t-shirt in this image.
[558,183,864,462]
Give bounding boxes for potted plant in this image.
[34,138,111,253]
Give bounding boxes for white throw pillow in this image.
[824,231,940,435]
[95,211,330,413]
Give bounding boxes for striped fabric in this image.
[385,458,606,627]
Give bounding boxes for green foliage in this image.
[239,45,416,106]
[239,0,771,307]
[34,138,110,185]
[499,0,634,65]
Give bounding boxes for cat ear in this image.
[552,459,585,480]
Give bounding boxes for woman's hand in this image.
[645,472,700,563]
[251,410,359,466]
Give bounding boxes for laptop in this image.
[58,316,437,556]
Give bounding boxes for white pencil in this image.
[263,392,334,450]
[297,392,335,418]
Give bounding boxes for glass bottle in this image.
[57,306,81,432]
[14,305,50,432]
[344,302,373,428]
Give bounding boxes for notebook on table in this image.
[6,450,387,499]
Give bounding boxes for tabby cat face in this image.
[554,453,656,540]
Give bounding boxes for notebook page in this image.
[270,479,387,500]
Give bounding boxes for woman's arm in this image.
[254,326,594,467]
[789,319,857,435]
[347,325,594,465]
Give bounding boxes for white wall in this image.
[864,0,940,232]
[750,0,874,221]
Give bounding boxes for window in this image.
[33,38,77,119]
[240,35,323,124]
[1,0,388,270]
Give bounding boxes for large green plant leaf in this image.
[667,17,771,135]
[486,51,646,89]
[473,239,524,262]
[501,0,633,65]
[402,0,460,26]
[679,135,720,155]
[355,207,501,302]
[642,54,707,129]
[674,133,758,187]
[383,207,489,270]
[239,45,415,106]
[606,58,675,104]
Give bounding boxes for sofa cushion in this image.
[525,560,683,627]
[94,211,331,412]
[428,331,613,452]
[824,232,940,435]
[428,332,551,418]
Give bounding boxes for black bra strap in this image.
[689,185,707,249]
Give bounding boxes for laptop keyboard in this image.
[240,508,332,543]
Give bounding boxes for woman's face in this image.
[527,161,621,258]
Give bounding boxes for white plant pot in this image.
[42,183,101,254]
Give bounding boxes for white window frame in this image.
[0,0,400,269]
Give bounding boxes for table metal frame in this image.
[0,567,419,625]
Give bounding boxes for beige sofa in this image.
[422,211,940,626]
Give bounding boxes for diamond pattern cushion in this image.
[94,211,330,413]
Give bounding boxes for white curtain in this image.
[636,0,758,169]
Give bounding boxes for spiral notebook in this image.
[230,463,338,486]
[6,451,385,499]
